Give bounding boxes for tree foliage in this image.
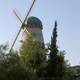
[0,21,75,80]
[20,33,46,78]
[45,21,68,80]
[0,44,30,80]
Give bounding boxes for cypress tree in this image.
[47,21,66,80]
[46,21,58,78]
[50,20,58,59]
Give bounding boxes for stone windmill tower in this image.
[23,16,44,43]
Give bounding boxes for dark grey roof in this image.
[27,16,43,29]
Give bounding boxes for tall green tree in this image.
[46,21,66,80]
[47,21,58,77]
[20,33,46,78]
[50,21,58,56]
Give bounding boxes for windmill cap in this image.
[27,16,43,29]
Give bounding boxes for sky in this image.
[0,0,80,66]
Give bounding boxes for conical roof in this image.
[27,16,43,29]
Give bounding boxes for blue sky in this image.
[0,0,80,66]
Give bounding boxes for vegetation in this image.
[0,21,76,80]
[0,45,29,80]
[20,33,46,79]
[45,21,67,80]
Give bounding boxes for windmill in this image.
[9,0,36,53]
[9,0,44,53]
